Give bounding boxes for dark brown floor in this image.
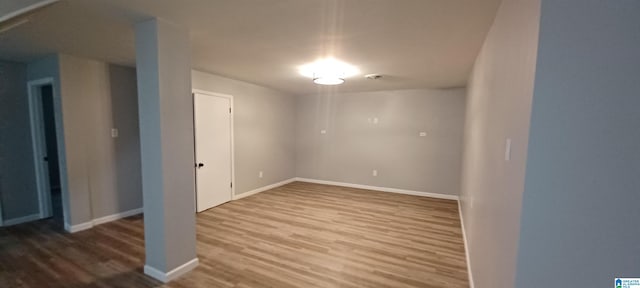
[0,182,468,288]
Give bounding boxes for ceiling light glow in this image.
[298,58,359,85]
[313,77,345,85]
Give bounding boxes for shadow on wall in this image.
[0,60,40,221]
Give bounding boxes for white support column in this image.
[134,18,198,283]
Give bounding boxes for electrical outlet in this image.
[259,171,263,178]
[419,132,427,137]
[372,170,378,177]
[111,128,119,138]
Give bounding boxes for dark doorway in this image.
[40,84,63,224]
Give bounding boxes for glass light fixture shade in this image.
[313,77,345,85]
[298,58,359,85]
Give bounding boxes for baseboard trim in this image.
[233,178,297,200]
[64,207,143,233]
[65,221,93,233]
[294,178,459,201]
[144,258,199,283]
[2,213,41,226]
[458,200,474,288]
[92,208,143,226]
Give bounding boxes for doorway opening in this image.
[28,78,65,226]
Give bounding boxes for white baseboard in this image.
[2,213,41,226]
[65,221,93,233]
[233,178,297,200]
[92,208,143,226]
[145,258,199,283]
[64,207,143,233]
[458,200,474,288]
[294,178,459,201]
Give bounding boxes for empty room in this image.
[1,0,639,287]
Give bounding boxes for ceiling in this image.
[0,0,501,95]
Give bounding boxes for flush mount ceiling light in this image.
[313,77,344,85]
[298,58,360,85]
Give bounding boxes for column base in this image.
[144,258,199,283]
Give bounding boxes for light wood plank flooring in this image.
[0,182,468,287]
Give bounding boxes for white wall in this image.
[191,70,297,195]
[515,1,640,287]
[459,0,541,287]
[296,88,466,196]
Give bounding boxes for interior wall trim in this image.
[144,258,199,283]
[0,0,59,23]
[2,213,41,227]
[232,178,297,200]
[458,200,474,288]
[92,207,143,226]
[64,207,143,233]
[294,178,460,201]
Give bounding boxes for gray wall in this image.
[296,89,466,196]
[57,54,143,225]
[0,60,39,220]
[135,18,197,272]
[57,54,104,224]
[458,0,541,287]
[515,1,640,287]
[191,70,297,195]
[109,65,143,217]
[24,54,142,227]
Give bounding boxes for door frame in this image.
[192,89,235,208]
[27,77,67,221]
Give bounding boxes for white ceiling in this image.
[0,0,501,95]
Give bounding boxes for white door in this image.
[194,92,233,212]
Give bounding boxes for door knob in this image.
[197,163,204,168]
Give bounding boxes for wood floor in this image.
[0,182,469,288]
